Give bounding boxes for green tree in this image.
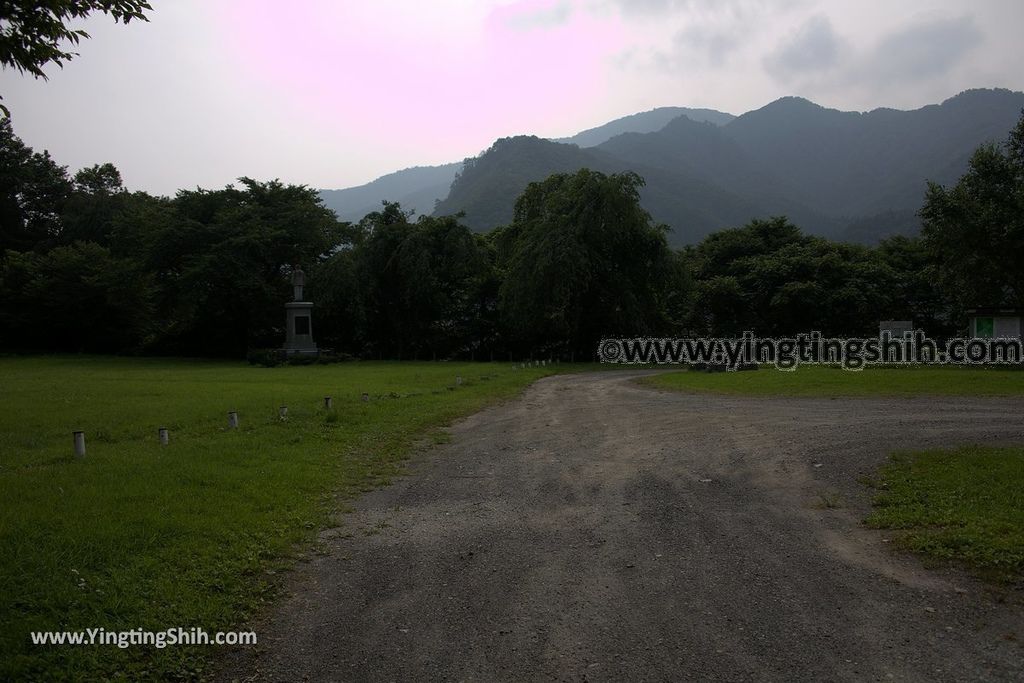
[920,112,1024,310]
[689,217,900,336]
[0,118,72,252]
[60,162,128,245]
[307,247,366,354]
[876,235,953,335]
[0,1,151,115]
[324,202,492,359]
[146,178,344,356]
[496,169,679,357]
[0,241,154,351]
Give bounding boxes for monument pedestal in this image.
[284,301,317,355]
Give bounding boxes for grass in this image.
[641,365,1024,397]
[866,446,1024,582]
[0,356,556,681]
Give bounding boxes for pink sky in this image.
[219,1,625,158]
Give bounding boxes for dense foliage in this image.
[494,169,683,357]
[920,113,1024,311]
[2,113,1021,359]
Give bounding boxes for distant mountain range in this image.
[317,106,732,224]
[552,106,735,147]
[319,162,462,224]
[319,88,1024,244]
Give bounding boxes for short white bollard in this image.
[73,431,86,458]
[279,406,288,420]
[228,411,239,429]
[324,396,333,409]
[456,375,463,386]
[158,427,169,446]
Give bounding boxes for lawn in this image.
[641,365,1024,397]
[0,356,555,681]
[866,446,1024,582]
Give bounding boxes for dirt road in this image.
[223,371,1024,682]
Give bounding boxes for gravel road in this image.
[222,370,1024,682]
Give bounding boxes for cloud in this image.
[593,0,807,19]
[763,15,844,82]
[673,26,740,67]
[860,15,983,85]
[607,0,807,75]
[762,13,982,94]
[500,0,573,31]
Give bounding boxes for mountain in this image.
[319,162,461,223]
[317,108,732,222]
[432,135,834,240]
[553,106,735,147]
[433,88,1024,245]
[722,89,1024,219]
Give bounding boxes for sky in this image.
[3,0,1023,196]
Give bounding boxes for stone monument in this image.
[283,266,317,355]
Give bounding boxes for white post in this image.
[456,375,463,386]
[228,411,239,429]
[324,396,333,409]
[158,427,169,446]
[279,406,288,420]
[73,431,86,458]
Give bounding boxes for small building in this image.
[283,267,317,355]
[879,320,914,338]
[966,307,1022,338]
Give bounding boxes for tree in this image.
[322,202,493,359]
[146,178,345,355]
[60,162,128,245]
[920,111,1024,310]
[689,217,901,336]
[496,169,679,357]
[0,1,151,115]
[876,235,954,336]
[0,118,72,252]
[0,241,154,351]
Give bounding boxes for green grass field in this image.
[0,356,555,681]
[866,446,1024,582]
[642,365,1024,397]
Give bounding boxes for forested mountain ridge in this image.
[432,88,1024,244]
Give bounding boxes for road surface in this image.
[222,371,1024,682]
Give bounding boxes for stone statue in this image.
[291,266,305,301]
[283,265,316,354]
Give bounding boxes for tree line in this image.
[1,113,1021,360]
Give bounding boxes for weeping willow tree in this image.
[494,169,686,358]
